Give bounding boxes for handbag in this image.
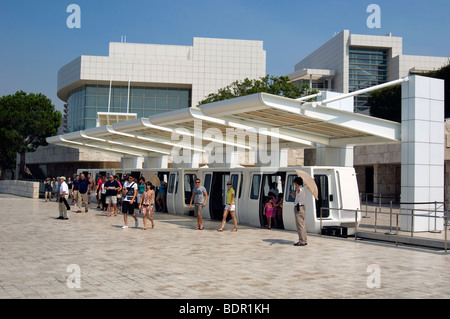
[60,196,71,210]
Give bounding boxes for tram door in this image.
[246,172,263,227]
[166,171,178,214]
[209,172,241,221]
[209,172,230,220]
[180,173,197,216]
[259,173,285,229]
[201,173,212,219]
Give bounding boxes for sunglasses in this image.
[227,183,232,186]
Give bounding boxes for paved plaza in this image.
[0,193,449,300]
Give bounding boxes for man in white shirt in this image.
[121,175,139,229]
[291,177,307,246]
[58,176,70,220]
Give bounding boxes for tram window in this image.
[315,175,330,218]
[184,174,197,205]
[250,174,261,200]
[231,175,239,192]
[239,174,243,198]
[168,174,176,193]
[204,174,211,194]
[285,175,296,202]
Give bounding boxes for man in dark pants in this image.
[121,175,138,229]
[77,173,90,213]
[291,177,307,246]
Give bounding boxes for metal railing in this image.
[319,204,449,252]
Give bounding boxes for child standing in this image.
[139,182,155,230]
[264,197,275,229]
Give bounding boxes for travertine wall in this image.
[0,180,40,199]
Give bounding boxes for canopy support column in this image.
[401,75,445,232]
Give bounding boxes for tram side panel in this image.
[280,167,361,234]
[166,169,198,215]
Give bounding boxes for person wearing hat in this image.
[57,176,70,220]
[291,176,307,246]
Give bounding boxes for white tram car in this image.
[77,166,361,234]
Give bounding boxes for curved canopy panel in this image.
[47,91,401,158]
[200,93,401,147]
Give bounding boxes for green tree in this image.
[369,60,450,122]
[198,75,318,106]
[0,91,61,180]
[368,84,402,122]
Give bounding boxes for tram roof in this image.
[47,92,401,157]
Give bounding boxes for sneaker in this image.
[122,225,128,229]
[135,219,139,228]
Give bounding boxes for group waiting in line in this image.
[46,173,308,246]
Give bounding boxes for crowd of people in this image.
[45,173,308,246]
[44,173,168,230]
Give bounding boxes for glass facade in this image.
[349,48,387,112]
[67,85,192,132]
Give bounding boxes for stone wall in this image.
[0,180,40,199]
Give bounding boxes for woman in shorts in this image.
[218,181,237,232]
[44,177,53,201]
[139,182,155,230]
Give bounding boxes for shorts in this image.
[106,196,117,204]
[224,204,235,211]
[193,203,203,217]
[122,201,135,215]
[142,204,154,216]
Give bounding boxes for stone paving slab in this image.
[0,194,449,300]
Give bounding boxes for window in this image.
[285,175,296,202]
[315,175,330,218]
[66,85,192,132]
[250,174,261,200]
[349,47,387,112]
[184,173,197,204]
[204,174,211,194]
[168,173,176,193]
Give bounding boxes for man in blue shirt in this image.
[72,175,79,205]
[156,180,167,212]
[77,173,91,213]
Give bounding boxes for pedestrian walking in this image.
[218,181,237,232]
[139,182,155,230]
[72,175,79,205]
[104,174,121,217]
[54,177,61,202]
[121,175,139,229]
[77,173,90,213]
[57,176,69,220]
[263,195,275,229]
[44,177,52,202]
[189,178,208,230]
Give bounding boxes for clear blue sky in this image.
[0,0,449,111]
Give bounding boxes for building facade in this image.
[23,37,266,179]
[287,30,448,112]
[57,37,266,132]
[287,30,449,203]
